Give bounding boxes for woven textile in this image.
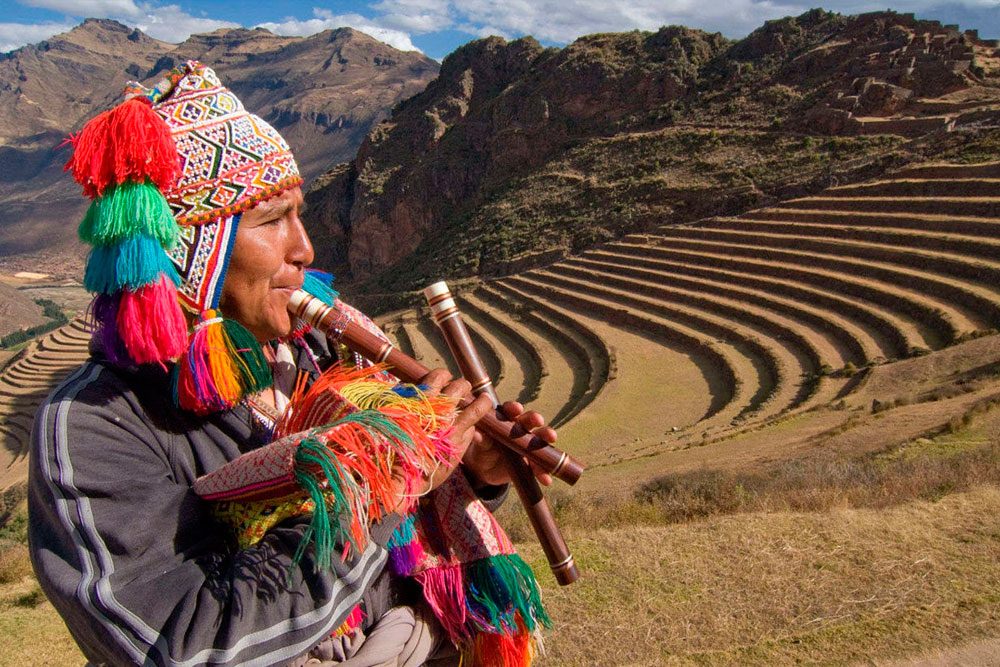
[146,61,303,228]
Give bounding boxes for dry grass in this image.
[500,432,1000,541]
[0,498,83,667]
[2,431,999,665]
[0,577,83,667]
[522,485,1000,666]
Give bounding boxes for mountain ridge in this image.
[0,18,440,278]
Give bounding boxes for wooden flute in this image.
[423,281,579,585]
[289,290,586,486]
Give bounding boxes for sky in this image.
[0,0,996,60]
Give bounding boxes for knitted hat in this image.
[68,60,305,415]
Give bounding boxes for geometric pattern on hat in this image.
[166,213,240,313]
[123,60,304,314]
[147,61,303,227]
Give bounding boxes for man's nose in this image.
[287,214,314,268]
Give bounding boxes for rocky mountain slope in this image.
[304,10,1000,294]
[0,19,439,278]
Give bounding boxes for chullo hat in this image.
[67,60,304,415]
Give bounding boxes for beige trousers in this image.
[290,605,460,667]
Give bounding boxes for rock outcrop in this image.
[306,10,1000,290]
[306,27,728,281]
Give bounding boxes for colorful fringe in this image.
[387,479,550,666]
[208,365,548,665]
[169,244,339,414]
[69,98,188,368]
[171,309,272,415]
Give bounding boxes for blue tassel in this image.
[303,269,338,306]
[84,235,181,294]
[387,513,419,550]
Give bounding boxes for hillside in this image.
[304,10,1000,292]
[0,19,439,280]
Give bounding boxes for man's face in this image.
[220,187,314,341]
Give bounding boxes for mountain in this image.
[0,19,439,279]
[303,10,1000,294]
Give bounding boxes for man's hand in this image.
[390,369,492,510]
[420,370,556,489]
[393,369,556,511]
[463,400,556,488]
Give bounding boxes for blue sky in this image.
[0,1,997,59]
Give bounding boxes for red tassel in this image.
[466,625,535,667]
[116,275,188,365]
[65,98,180,198]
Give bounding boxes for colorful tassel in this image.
[387,514,424,575]
[291,437,359,573]
[331,605,365,638]
[116,277,188,365]
[65,97,180,198]
[303,269,338,306]
[204,361,549,666]
[84,235,181,294]
[173,310,271,415]
[416,565,469,642]
[464,555,551,634]
[79,181,178,247]
[464,622,536,667]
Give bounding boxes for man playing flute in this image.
[28,61,555,667]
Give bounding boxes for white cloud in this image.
[258,8,421,52]
[0,20,74,52]
[443,0,809,41]
[453,22,513,39]
[132,4,238,42]
[376,0,998,42]
[5,0,997,57]
[370,0,453,32]
[12,0,236,45]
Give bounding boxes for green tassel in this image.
[290,438,359,575]
[78,181,179,248]
[465,554,552,634]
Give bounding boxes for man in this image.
[28,61,554,666]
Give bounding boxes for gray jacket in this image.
[28,333,504,667]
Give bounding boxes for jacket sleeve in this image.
[28,363,399,667]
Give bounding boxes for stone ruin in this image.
[799,12,999,137]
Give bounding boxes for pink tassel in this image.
[343,605,365,630]
[416,566,469,643]
[116,275,188,365]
